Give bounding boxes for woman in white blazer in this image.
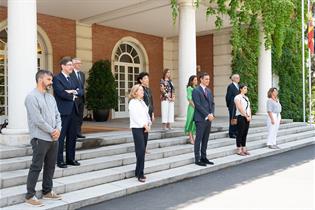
[129,84,152,182]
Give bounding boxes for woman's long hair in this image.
[162,69,170,80]
[186,75,197,88]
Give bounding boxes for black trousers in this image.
[131,128,148,178]
[57,108,78,163]
[236,115,250,147]
[194,121,211,162]
[228,105,238,137]
[26,138,58,199]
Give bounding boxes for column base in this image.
[175,117,186,121]
[252,114,267,120]
[0,128,30,147]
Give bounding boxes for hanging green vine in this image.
[171,0,294,57]
[170,0,301,117]
[272,0,305,121]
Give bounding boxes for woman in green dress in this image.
[184,75,198,144]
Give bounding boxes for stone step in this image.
[0,122,304,160]
[75,122,302,149]
[0,123,308,172]
[2,137,313,210]
[0,129,314,208]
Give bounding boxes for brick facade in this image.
[92,24,163,116]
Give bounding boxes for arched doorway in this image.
[111,38,148,118]
[0,23,52,122]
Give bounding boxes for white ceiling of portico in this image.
[1,0,232,37]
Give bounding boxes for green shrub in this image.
[86,60,118,110]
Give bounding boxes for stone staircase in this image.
[0,122,314,210]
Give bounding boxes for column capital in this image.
[177,0,195,7]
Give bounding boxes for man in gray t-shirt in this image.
[24,70,62,206]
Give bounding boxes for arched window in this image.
[0,27,49,121]
[113,42,142,118]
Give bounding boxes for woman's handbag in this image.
[230,118,237,125]
[230,105,237,125]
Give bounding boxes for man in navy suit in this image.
[192,72,215,166]
[70,58,86,139]
[53,57,83,168]
[225,74,240,138]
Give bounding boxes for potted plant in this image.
[86,60,118,121]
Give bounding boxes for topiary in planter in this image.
[86,60,118,121]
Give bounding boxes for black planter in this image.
[93,109,110,122]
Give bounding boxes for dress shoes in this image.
[57,162,67,168]
[201,158,214,165]
[195,161,207,166]
[66,160,80,166]
[77,134,86,138]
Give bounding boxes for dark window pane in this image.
[0,96,4,105]
[134,56,140,64]
[120,89,125,96]
[120,82,125,88]
[0,107,4,115]
[128,66,133,74]
[0,29,7,43]
[131,49,138,57]
[127,44,132,53]
[120,54,132,63]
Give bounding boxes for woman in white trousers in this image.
[266,87,282,149]
[160,69,175,130]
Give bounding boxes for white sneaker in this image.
[25,195,44,207]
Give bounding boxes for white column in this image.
[177,0,196,120]
[2,0,37,135]
[257,29,272,115]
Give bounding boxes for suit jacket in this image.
[225,83,239,108]
[192,85,215,122]
[70,70,85,102]
[53,72,83,115]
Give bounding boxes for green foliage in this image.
[231,16,260,113]
[171,0,294,57]
[86,60,118,110]
[170,0,303,119]
[273,0,306,121]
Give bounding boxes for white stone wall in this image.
[76,22,93,75]
[213,29,232,116]
[76,22,93,117]
[163,37,179,116]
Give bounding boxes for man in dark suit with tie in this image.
[192,72,215,167]
[70,58,86,139]
[53,57,84,168]
[225,74,240,138]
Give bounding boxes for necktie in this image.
[66,76,72,87]
[76,72,81,82]
[203,88,207,98]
